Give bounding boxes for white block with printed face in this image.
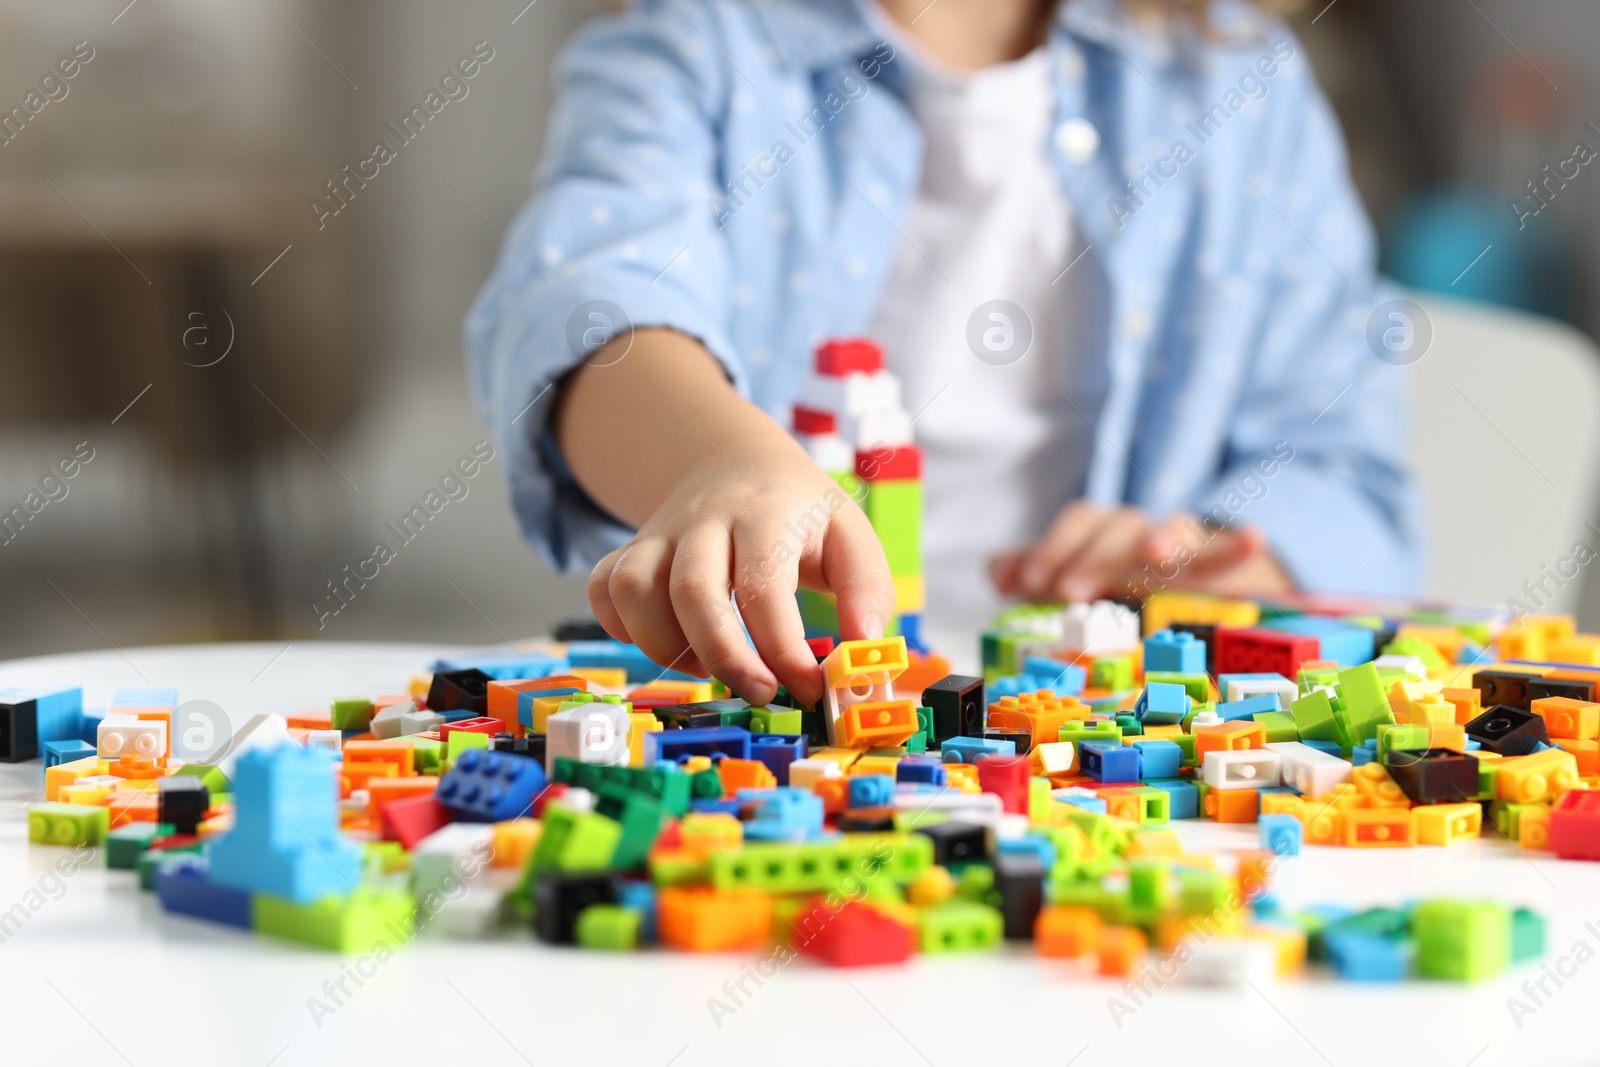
[98,716,167,760]
[1224,676,1298,707]
[1264,741,1352,796]
[1202,749,1281,790]
[787,758,842,790]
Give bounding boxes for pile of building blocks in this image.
[19,588,1596,983]
[792,338,926,652]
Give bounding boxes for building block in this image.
[1139,682,1190,725]
[155,855,252,929]
[1465,706,1551,756]
[27,802,108,845]
[1216,628,1319,678]
[1414,802,1482,846]
[253,888,414,952]
[42,739,95,768]
[1412,900,1509,981]
[1259,813,1302,856]
[1144,630,1206,674]
[437,748,548,822]
[916,901,1003,953]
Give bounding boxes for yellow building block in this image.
[1518,804,1553,850]
[849,754,902,778]
[490,818,542,869]
[1140,590,1260,635]
[1532,697,1600,741]
[1289,798,1342,844]
[1350,762,1411,808]
[628,711,663,768]
[892,574,926,614]
[570,666,627,690]
[809,747,864,772]
[44,756,101,802]
[1548,634,1600,667]
[1496,749,1580,803]
[1414,802,1481,845]
[1342,807,1416,848]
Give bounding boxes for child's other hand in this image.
[587,452,895,709]
[989,502,1294,604]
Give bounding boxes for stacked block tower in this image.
[791,338,926,652]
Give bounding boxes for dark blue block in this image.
[438,749,548,821]
[896,756,947,786]
[155,856,252,929]
[750,733,807,785]
[1079,739,1139,782]
[647,726,751,765]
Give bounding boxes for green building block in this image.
[917,902,1002,953]
[1289,689,1343,744]
[1033,824,1086,878]
[690,768,724,799]
[863,480,923,577]
[955,862,995,903]
[1298,665,1340,692]
[1049,871,1128,920]
[28,802,109,846]
[1127,785,1170,825]
[590,781,668,870]
[365,840,408,877]
[1177,867,1230,915]
[1412,900,1509,980]
[331,697,374,731]
[1336,662,1392,741]
[1510,907,1545,963]
[1252,710,1300,743]
[446,729,492,762]
[1114,714,1142,736]
[533,805,622,871]
[646,852,706,887]
[410,737,442,774]
[1166,731,1197,766]
[1060,720,1121,745]
[1477,761,1499,801]
[254,888,414,952]
[106,822,168,869]
[750,706,802,735]
[575,904,642,950]
[1092,656,1134,691]
[1061,809,1131,856]
[708,833,932,893]
[553,760,694,817]
[1383,636,1447,673]
[1144,672,1210,703]
[1376,723,1438,762]
[719,707,752,729]
[1125,860,1174,923]
[174,761,230,795]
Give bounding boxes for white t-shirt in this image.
[867,41,1098,639]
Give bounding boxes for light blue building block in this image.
[1132,739,1183,780]
[207,743,361,904]
[1259,813,1303,856]
[940,736,1015,763]
[42,739,95,768]
[1020,657,1088,695]
[110,687,177,709]
[1138,681,1190,725]
[1217,693,1282,721]
[1143,630,1206,674]
[31,686,84,745]
[1261,616,1374,666]
[739,787,824,841]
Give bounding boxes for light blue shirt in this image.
[466,0,1425,596]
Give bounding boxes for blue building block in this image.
[429,652,569,680]
[1324,931,1414,980]
[154,855,252,929]
[1261,616,1374,666]
[1217,693,1282,721]
[646,726,752,766]
[30,686,83,745]
[1144,779,1200,819]
[437,749,548,822]
[1133,739,1183,780]
[516,687,584,729]
[1259,813,1303,856]
[848,775,894,808]
[80,706,105,745]
[688,797,744,815]
[896,755,947,786]
[940,736,1015,763]
[438,709,480,724]
[1302,739,1342,758]
[42,739,95,768]
[207,743,362,905]
[566,640,699,683]
[1079,739,1140,782]
[998,833,1056,872]
[616,880,657,943]
[1055,793,1108,815]
[1351,743,1376,766]
[1021,657,1088,695]
[1144,630,1207,674]
[895,612,928,655]
[111,687,178,709]
[740,787,824,841]
[1138,681,1189,725]
[750,733,807,785]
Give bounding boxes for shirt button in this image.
[1055,119,1099,164]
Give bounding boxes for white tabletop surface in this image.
[1,641,1597,1067]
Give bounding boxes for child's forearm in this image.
[554,328,803,525]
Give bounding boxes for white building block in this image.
[1202,749,1281,790]
[1264,741,1352,797]
[371,701,418,740]
[797,432,855,474]
[1373,654,1428,681]
[545,702,631,770]
[97,716,167,760]
[1179,937,1278,986]
[1225,676,1298,707]
[788,758,842,789]
[1061,601,1140,655]
[305,729,342,754]
[214,712,291,779]
[412,823,495,900]
[398,709,445,736]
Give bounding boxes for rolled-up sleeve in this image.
[1189,34,1426,596]
[466,5,748,572]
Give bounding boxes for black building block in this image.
[157,777,211,836]
[914,820,989,867]
[1472,670,1535,712]
[1383,748,1480,804]
[1464,705,1549,756]
[532,870,617,944]
[924,675,984,743]
[993,851,1046,941]
[427,668,492,715]
[0,696,39,763]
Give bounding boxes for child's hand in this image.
[990,502,1294,604]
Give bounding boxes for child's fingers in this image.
[668,528,777,702]
[732,519,823,706]
[588,545,634,645]
[1017,501,1108,599]
[1048,508,1148,601]
[819,510,894,642]
[1143,516,1266,581]
[988,551,1025,596]
[604,538,699,677]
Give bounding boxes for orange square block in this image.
[1554,737,1600,776]
[1097,925,1148,976]
[489,675,590,736]
[1193,720,1264,761]
[1204,787,1259,824]
[365,776,437,815]
[836,698,919,748]
[287,710,333,730]
[1532,697,1600,741]
[1441,687,1482,726]
[717,758,777,795]
[1036,906,1102,958]
[659,887,771,951]
[1342,807,1415,848]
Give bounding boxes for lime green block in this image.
[1092,656,1134,691]
[1178,867,1230,915]
[1290,689,1343,743]
[708,833,932,893]
[955,863,996,903]
[106,822,166,869]
[575,904,642,950]
[331,697,374,731]
[254,889,414,952]
[1060,721,1121,745]
[1298,665,1340,692]
[1168,731,1197,766]
[532,805,621,872]
[1376,723,1436,762]
[1253,710,1299,743]
[893,809,948,833]
[915,902,998,953]
[1336,662,1389,732]
[1144,672,1210,703]
[1383,636,1447,673]
[410,737,442,774]
[748,706,798,734]
[1478,761,1499,801]
[1127,785,1170,824]
[1413,900,1510,980]
[365,840,408,877]
[446,729,492,763]
[28,802,108,846]
[646,853,706,887]
[174,762,230,795]
[863,480,922,576]
[1061,809,1132,856]
[1125,859,1174,922]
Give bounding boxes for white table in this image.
[0,642,1595,1067]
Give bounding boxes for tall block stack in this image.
[791,338,926,651]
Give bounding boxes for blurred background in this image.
[2,0,1600,661]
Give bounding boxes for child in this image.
[467,0,1423,706]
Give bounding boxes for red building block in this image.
[438,717,502,742]
[815,338,883,376]
[379,794,451,849]
[805,636,836,659]
[793,900,914,967]
[977,753,1031,814]
[1215,628,1320,679]
[1549,788,1600,861]
[793,406,837,434]
[855,444,922,482]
